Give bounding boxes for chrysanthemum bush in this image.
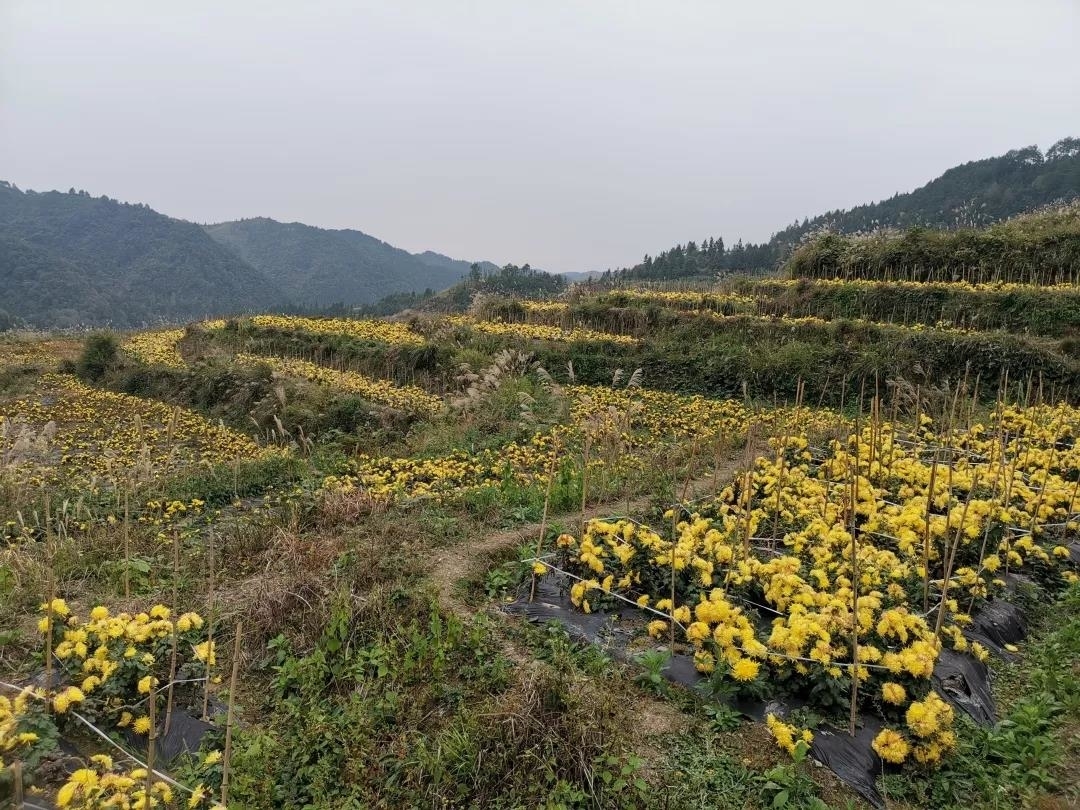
[39,599,215,731]
[0,598,225,806]
[544,401,1080,769]
[0,685,53,772]
[53,754,182,809]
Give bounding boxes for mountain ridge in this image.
[618,137,1080,281]
[203,216,495,309]
[0,183,285,329]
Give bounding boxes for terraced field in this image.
[2,276,1079,809]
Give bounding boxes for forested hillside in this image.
[204,218,493,307]
[0,184,504,328]
[354,263,568,316]
[619,137,1080,280]
[0,183,284,328]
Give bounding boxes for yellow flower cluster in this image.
[0,373,274,497]
[589,288,760,314]
[55,754,220,809]
[39,600,214,736]
[762,277,1080,295]
[601,279,1080,317]
[518,301,571,316]
[446,315,639,346]
[235,353,443,418]
[0,685,41,768]
[870,693,957,766]
[765,713,814,756]
[242,314,426,346]
[123,329,187,369]
[553,401,1079,768]
[871,728,910,764]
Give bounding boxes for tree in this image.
[1048,137,1080,161]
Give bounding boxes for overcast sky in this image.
[3,1,1078,272]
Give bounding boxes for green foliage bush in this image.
[787,205,1080,285]
[75,332,119,381]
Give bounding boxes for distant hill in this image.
[355,263,567,316]
[0,184,503,328]
[619,137,1080,281]
[0,183,284,329]
[204,218,496,308]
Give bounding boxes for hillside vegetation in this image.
[2,254,1080,809]
[618,137,1080,280]
[204,217,496,308]
[0,183,284,328]
[786,203,1080,286]
[0,185,501,329]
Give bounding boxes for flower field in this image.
[572,278,1080,336]
[446,314,640,345]
[234,353,444,418]
[0,373,270,499]
[3,280,1080,808]
[543,400,1080,772]
[245,314,426,346]
[0,338,80,373]
[123,330,187,369]
[331,384,838,504]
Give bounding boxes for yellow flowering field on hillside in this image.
[0,373,272,496]
[328,384,839,503]
[244,314,426,346]
[446,315,639,346]
[0,337,80,372]
[545,400,1080,769]
[235,353,443,418]
[123,328,187,369]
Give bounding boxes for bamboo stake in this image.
[164,528,181,735]
[922,452,940,613]
[221,622,243,807]
[669,443,680,654]
[146,672,157,805]
[44,499,55,704]
[12,759,24,807]
[123,484,131,599]
[742,469,753,560]
[530,437,560,603]
[680,436,701,502]
[848,432,861,737]
[203,529,215,721]
[580,433,591,536]
[936,467,981,636]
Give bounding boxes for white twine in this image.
[0,679,195,795]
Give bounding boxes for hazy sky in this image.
[3,1,1078,272]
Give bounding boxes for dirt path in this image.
[423,458,749,768]
[428,454,746,615]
